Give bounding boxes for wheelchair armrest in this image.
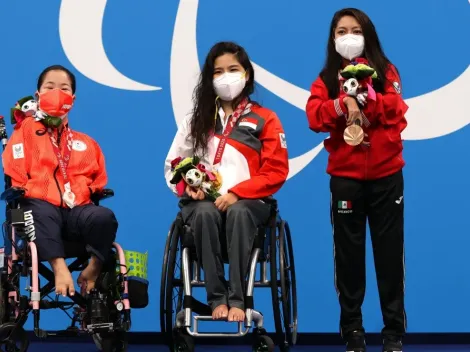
[0,187,26,203]
[91,188,114,204]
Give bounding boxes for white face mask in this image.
[213,72,246,101]
[335,34,365,61]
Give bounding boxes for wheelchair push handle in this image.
[0,115,13,192]
[0,115,7,148]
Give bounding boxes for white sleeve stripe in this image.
[334,99,344,116]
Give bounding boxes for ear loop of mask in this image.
[214,96,220,121]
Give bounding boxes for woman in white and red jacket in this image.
[305,8,408,352]
[164,41,289,322]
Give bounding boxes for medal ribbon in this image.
[213,97,251,166]
[48,126,74,206]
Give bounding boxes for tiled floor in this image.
[23,342,470,351]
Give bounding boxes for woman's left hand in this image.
[214,193,239,212]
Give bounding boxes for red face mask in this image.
[38,89,74,117]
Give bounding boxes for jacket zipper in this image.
[53,129,64,207]
[364,147,368,180]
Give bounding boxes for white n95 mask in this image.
[335,34,365,61]
[213,72,246,101]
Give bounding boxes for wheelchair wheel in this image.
[160,220,178,335]
[280,221,298,345]
[269,219,298,349]
[0,323,29,352]
[252,334,275,352]
[161,218,184,351]
[93,331,128,352]
[91,260,129,352]
[173,330,194,352]
[0,273,5,323]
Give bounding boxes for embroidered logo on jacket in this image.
[72,140,87,151]
[12,143,24,159]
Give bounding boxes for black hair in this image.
[320,8,397,98]
[37,65,76,94]
[190,41,255,156]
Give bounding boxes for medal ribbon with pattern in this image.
[213,97,251,167]
[48,126,76,208]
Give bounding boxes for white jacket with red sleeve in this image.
[164,103,289,199]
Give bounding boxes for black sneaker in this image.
[345,330,366,352]
[382,336,403,352]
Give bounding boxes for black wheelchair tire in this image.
[160,227,174,335]
[269,219,298,348]
[279,221,298,346]
[162,221,184,351]
[93,331,128,352]
[269,221,285,348]
[173,330,195,352]
[252,334,275,352]
[0,272,5,324]
[0,323,29,352]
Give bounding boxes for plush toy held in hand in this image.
[170,156,222,200]
[340,58,377,106]
[11,95,62,129]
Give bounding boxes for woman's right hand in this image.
[343,96,362,126]
[186,185,205,200]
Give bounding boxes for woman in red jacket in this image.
[164,42,289,322]
[305,8,408,352]
[3,65,117,298]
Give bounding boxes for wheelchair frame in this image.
[0,116,131,352]
[160,199,298,352]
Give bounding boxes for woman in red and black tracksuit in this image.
[164,42,289,323]
[306,8,408,352]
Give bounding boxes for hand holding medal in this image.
[344,118,365,147]
[340,59,376,147]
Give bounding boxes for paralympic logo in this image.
[58,0,470,180]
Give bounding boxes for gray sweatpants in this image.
[180,198,270,311]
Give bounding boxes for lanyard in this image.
[48,126,74,184]
[213,97,251,166]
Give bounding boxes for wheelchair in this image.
[0,187,131,352]
[160,198,298,352]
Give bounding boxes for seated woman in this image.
[2,65,118,297]
[164,42,289,322]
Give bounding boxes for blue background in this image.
[0,0,469,333]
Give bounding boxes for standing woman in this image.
[305,8,408,352]
[164,42,289,322]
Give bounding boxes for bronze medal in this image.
[343,124,364,146]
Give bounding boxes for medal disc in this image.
[63,190,76,208]
[343,125,364,146]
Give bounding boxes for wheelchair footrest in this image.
[187,315,249,338]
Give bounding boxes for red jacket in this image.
[306,64,408,180]
[2,118,108,207]
[164,103,289,199]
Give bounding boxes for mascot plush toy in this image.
[11,95,62,129]
[340,58,377,107]
[170,156,222,201]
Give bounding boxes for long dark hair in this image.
[320,8,396,98]
[190,41,255,156]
